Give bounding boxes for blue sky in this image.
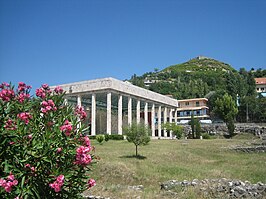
[0,0,265,91]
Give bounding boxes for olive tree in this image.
[123,122,151,157]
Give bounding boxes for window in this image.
[262,88,265,91]
[185,102,189,106]
[196,101,200,106]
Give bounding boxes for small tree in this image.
[162,122,183,139]
[123,122,151,157]
[188,114,201,139]
[214,93,238,137]
[195,120,202,139]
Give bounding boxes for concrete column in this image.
[128,96,132,125]
[118,95,123,135]
[169,109,173,123]
[91,94,96,136]
[77,95,82,107]
[164,107,167,136]
[136,99,140,124]
[175,109,178,123]
[169,109,173,138]
[144,102,148,125]
[64,98,68,105]
[158,106,161,137]
[151,103,155,137]
[107,92,112,135]
[77,95,82,129]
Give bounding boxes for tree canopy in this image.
[123,122,151,157]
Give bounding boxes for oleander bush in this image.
[0,82,96,199]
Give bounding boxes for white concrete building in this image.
[52,77,179,138]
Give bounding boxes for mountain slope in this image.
[130,56,241,100]
[163,56,236,73]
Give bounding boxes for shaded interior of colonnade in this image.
[65,92,159,135]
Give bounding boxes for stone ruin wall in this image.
[182,123,266,138]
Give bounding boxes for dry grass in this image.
[84,136,266,198]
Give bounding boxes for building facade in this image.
[51,77,179,138]
[255,77,266,94]
[176,98,210,122]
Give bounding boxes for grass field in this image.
[85,135,266,198]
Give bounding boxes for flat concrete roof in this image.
[52,77,179,108]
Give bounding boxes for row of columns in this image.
[76,93,179,137]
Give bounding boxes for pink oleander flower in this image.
[87,178,96,188]
[83,136,91,147]
[75,106,87,120]
[0,82,10,89]
[4,119,17,130]
[42,84,49,89]
[41,99,57,114]
[57,147,62,153]
[54,86,63,94]
[0,173,18,193]
[36,88,46,99]
[18,82,26,92]
[0,88,15,102]
[17,93,30,103]
[17,112,32,124]
[49,175,64,192]
[25,164,31,168]
[60,120,73,136]
[74,146,92,166]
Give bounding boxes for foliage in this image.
[162,122,183,139]
[188,115,201,139]
[123,122,151,157]
[195,120,202,139]
[89,134,124,141]
[214,93,238,137]
[104,134,109,142]
[0,82,96,198]
[108,134,124,140]
[201,133,211,139]
[96,134,105,144]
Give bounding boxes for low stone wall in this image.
[230,145,266,153]
[161,178,266,198]
[182,123,266,137]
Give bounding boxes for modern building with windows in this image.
[176,98,210,122]
[255,77,266,94]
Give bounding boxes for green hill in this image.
[163,56,236,73]
[130,56,241,100]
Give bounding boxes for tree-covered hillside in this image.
[129,56,266,122]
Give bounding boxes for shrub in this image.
[104,134,110,142]
[96,134,105,144]
[202,133,211,139]
[0,82,96,198]
[89,135,96,140]
[108,134,124,140]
